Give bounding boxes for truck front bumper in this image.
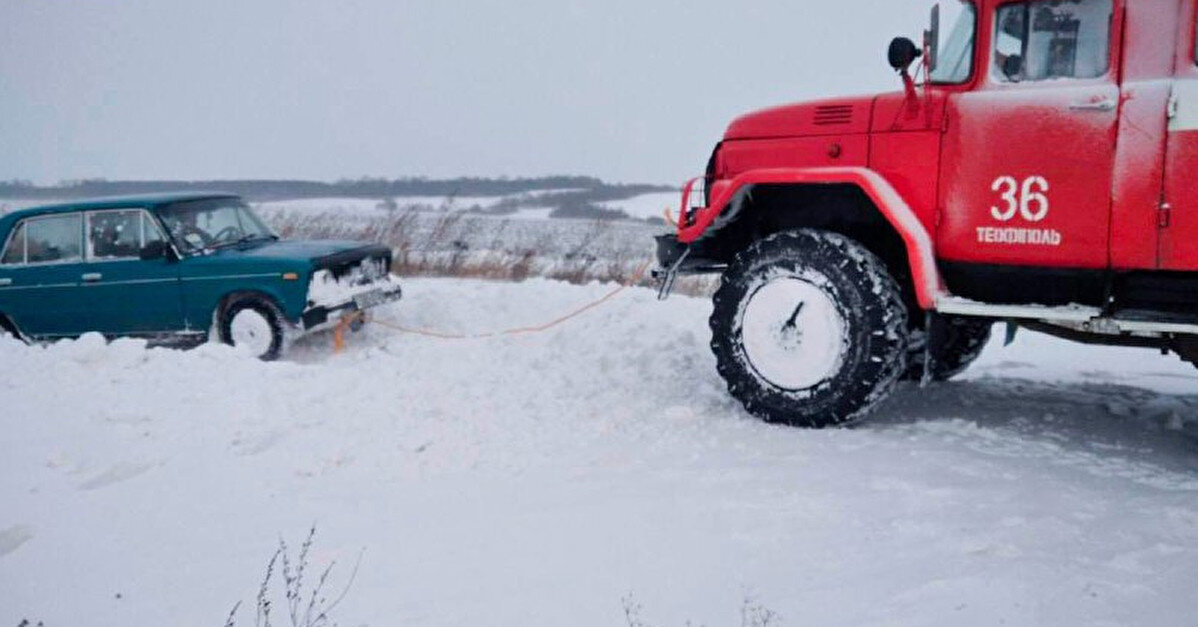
[652,233,727,299]
[652,176,732,298]
[654,234,689,271]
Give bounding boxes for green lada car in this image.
[0,193,402,359]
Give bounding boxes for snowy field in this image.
[255,191,674,222]
[1,190,677,222]
[597,192,682,222]
[3,278,1198,626]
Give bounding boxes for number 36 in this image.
[991,175,1049,222]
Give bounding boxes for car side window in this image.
[993,0,1113,83]
[1,222,26,265]
[142,214,165,247]
[86,210,169,260]
[26,214,83,264]
[88,210,143,260]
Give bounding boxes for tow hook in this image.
[655,247,691,301]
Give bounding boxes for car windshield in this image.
[928,1,977,84]
[157,198,276,254]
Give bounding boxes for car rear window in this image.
[1,222,26,265]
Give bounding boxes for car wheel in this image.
[218,296,286,360]
[903,316,993,382]
[709,229,909,428]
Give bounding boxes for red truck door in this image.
[1161,7,1198,270]
[938,0,1120,270]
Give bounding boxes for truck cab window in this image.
[993,0,1113,82]
[929,1,978,84]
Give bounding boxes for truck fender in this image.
[678,166,943,310]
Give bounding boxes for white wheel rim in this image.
[230,309,274,357]
[741,276,847,390]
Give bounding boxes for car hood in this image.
[724,95,875,140]
[214,240,390,268]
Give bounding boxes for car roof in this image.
[2,192,241,222]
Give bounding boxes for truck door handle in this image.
[81,272,102,282]
[1069,98,1116,112]
[0,278,11,287]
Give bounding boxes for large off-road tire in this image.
[217,295,287,361]
[903,316,993,382]
[709,229,909,428]
[1173,336,1198,370]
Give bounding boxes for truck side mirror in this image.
[925,4,940,72]
[888,37,921,72]
[139,240,170,261]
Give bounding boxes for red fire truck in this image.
[655,0,1198,427]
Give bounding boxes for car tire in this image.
[903,316,993,382]
[710,229,909,428]
[217,295,286,361]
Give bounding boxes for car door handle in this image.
[0,278,11,287]
[81,272,103,282]
[1069,98,1116,112]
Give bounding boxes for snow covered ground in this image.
[3,278,1198,626]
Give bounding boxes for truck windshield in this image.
[158,198,277,254]
[929,1,977,84]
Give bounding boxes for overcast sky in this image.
[1,1,933,185]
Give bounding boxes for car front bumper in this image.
[300,278,403,330]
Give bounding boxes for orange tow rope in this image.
[332,260,652,351]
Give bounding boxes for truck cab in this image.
[658,0,1198,427]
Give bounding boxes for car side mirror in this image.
[139,240,170,261]
[888,37,921,72]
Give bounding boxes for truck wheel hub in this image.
[741,277,846,390]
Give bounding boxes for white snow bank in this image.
[1,279,1197,626]
[600,191,681,220]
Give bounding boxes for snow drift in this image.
[2,278,1197,626]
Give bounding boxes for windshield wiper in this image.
[209,237,250,251]
[210,233,275,250]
